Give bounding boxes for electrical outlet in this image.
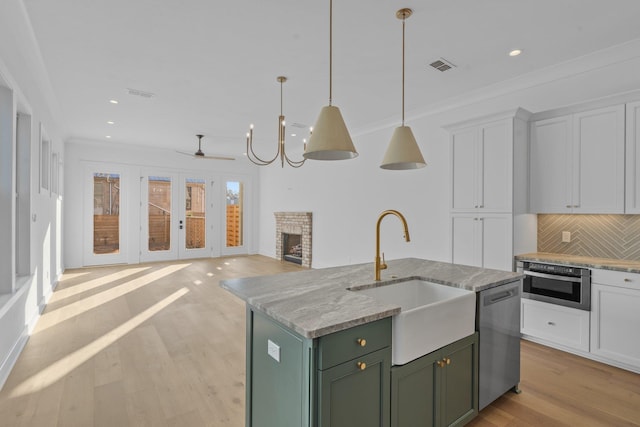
[267,339,280,363]
[562,231,571,243]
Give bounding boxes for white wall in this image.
[64,139,260,268]
[0,0,65,389]
[258,41,640,269]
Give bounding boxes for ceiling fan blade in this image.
[201,154,235,161]
[175,150,235,161]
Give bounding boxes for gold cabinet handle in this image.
[624,278,632,282]
[357,338,367,347]
[357,361,367,371]
[436,360,445,368]
[445,358,451,365]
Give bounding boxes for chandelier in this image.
[246,76,306,168]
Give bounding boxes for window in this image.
[93,173,120,254]
[226,181,243,247]
[40,125,50,193]
[185,178,206,249]
[51,152,59,194]
[148,176,171,251]
[16,112,31,276]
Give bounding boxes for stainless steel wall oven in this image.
[518,261,591,310]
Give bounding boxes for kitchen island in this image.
[221,258,523,427]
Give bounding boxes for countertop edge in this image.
[221,258,523,339]
[515,252,640,274]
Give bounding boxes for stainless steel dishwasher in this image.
[477,280,521,410]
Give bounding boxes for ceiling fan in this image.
[177,134,235,160]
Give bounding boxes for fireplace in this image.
[282,233,302,264]
[275,212,312,268]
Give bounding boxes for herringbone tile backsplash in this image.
[538,214,640,260]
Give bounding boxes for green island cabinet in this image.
[246,307,478,427]
[391,333,479,427]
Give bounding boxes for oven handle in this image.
[523,270,582,283]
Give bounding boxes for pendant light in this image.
[303,0,358,161]
[381,8,426,170]
[245,76,305,168]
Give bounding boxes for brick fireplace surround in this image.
[275,212,312,268]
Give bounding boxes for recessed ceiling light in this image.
[291,133,297,137]
[509,49,522,57]
[107,121,115,125]
[105,135,112,139]
[109,99,118,104]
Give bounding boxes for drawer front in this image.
[317,318,391,370]
[521,299,590,352]
[591,268,640,289]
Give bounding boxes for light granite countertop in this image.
[515,252,640,273]
[220,257,523,339]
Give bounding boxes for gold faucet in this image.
[375,210,411,281]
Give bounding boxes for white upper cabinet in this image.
[450,118,512,213]
[447,109,533,272]
[530,115,572,213]
[530,104,625,214]
[625,101,640,213]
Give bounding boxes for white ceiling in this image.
[22,0,640,158]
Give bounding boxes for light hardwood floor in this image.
[0,255,638,426]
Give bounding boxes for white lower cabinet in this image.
[521,299,590,352]
[521,267,640,373]
[590,270,640,370]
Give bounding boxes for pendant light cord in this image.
[402,14,406,126]
[329,0,333,106]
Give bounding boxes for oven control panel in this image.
[523,262,587,277]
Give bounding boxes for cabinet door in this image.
[530,115,572,213]
[591,283,640,368]
[572,105,625,213]
[451,214,512,271]
[391,350,440,427]
[480,120,512,212]
[318,347,391,427]
[520,299,590,352]
[626,101,640,213]
[249,310,311,427]
[441,334,478,427]
[451,128,478,211]
[451,215,481,268]
[480,215,512,272]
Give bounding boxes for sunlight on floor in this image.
[57,271,91,281]
[9,287,190,398]
[52,266,151,301]
[34,263,191,333]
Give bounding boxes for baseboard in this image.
[521,335,640,374]
[0,327,29,391]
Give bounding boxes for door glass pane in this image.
[186,178,206,249]
[93,173,120,254]
[226,181,243,247]
[148,176,171,251]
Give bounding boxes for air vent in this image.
[290,122,308,129]
[127,88,156,98]
[429,58,456,72]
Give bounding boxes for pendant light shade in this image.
[381,8,426,170]
[381,125,425,169]
[303,0,358,161]
[304,106,357,160]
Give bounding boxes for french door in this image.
[140,171,216,262]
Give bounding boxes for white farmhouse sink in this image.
[356,279,476,365]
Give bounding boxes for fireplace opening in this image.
[283,233,302,265]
